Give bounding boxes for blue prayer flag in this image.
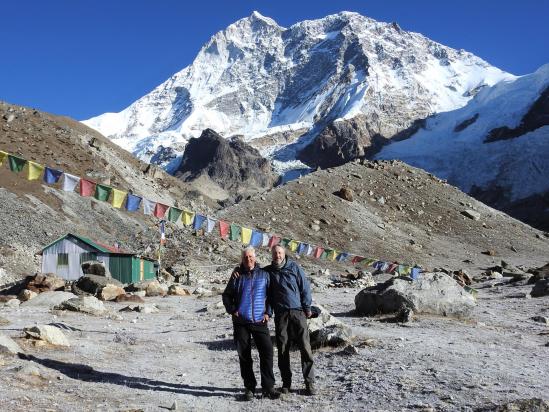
[411,267,421,280]
[193,214,206,230]
[336,252,349,262]
[297,242,308,255]
[43,167,63,184]
[250,231,263,247]
[125,193,142,212]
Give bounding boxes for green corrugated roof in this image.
[39,233,114,254]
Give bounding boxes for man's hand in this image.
[230,267,241,280]
[262,314,270,323]
[232,311,239,317]
[305,311,312,318]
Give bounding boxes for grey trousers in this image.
[274,309,315,387]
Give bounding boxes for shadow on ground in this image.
[18,354,239,397]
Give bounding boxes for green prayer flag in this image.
[168,207,182,223]
[281,238,291,247]
[229,224,241,241]
[320,250,329,259]
[8,155,26,172]
[94,184,112,201]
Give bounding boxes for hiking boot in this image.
[305,382,316,396]
[280,386,290,394]
[243,388,254,401]
[263,387,281,399]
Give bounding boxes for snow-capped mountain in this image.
[83,11,513,171]
[376,64,549,229]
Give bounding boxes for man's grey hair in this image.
[241,246,256,258]
[272,244,285,253]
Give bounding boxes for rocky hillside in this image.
[376,64,549,230]
[0,101,216,283]
[219,159,549,275]
[174,129,277,202]
[83,11,511,173]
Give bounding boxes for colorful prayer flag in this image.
[182,210,195,226]
[411,267,421,280]
[241,227,252,244]
[160,220,166,245]
[219,220,230,239]
[8,155,26,172]
[251,231,263,247]
[262,233,270,247]
[206,217,216,233]
[27,161,44,180]
[327,249,338,261]
[94,184,111,201]
[268,235,281,248]
[306,244,314,256]
[281,238,291,248]
[62,173,80,192]
[297,243,308,255]
[168,207,182,223]
[0,151,7,166]
[288,240,298,252]
[154,202,169,219]
[193,214,206,230]
[320,250,329,259]
[336,252,349,262]
[111,189,126,208]
[351,256,365,264]
[230,224,241,241]
[143,198,156,215]
[313,247,324,259]
[125,193,142,212]
[80,179,96,197]
[43,167,63,184]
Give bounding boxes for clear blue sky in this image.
[2,0,548,120]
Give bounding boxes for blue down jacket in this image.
[222,264,272,324]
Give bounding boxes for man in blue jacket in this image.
[264,245,315,396]
[222,247,280,401]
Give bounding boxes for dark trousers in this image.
[275,309,315,387]
[233,322,275,391]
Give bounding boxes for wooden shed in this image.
[38,233,157,283]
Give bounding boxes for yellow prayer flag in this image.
[241,227,252,244]
[182,210,195,226]
[111,188,127,208]
[0,151,7,166]
[27,161,44,180]
[401,266,412,275]
[288,240,298,252]
[328,249,338,261]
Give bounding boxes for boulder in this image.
[355,272,476,318]
[168,285,191,296]
[115,294,145,303]
[193,286,214,298]
[26,273,65,293]
[24,325,70,347]
[81,260,111,278]
[531,279,549,298]
[145,280,168,297]
[528,263,549,284]
[159,269,175,283]
[335,187,354,202]
[73,275,123,297]
[119,304,159,314]
[21,291,76,308]
[307,304,355,349]
[452,270,472,286]
[0,333,22,355]
[99,284,126,301]
[18,289,38,302]
[56,296,105,315]
[206,301,226,316]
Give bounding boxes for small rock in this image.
[168,285,191,296]
[461,210,481,220]
[0,333,22,355]
[531,316,549,325]
[18,289,38,302]
[24,325,70,347]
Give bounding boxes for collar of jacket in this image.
[239,263,259,275]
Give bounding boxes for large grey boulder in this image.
[355,272,476,318]
[56,296,106,315]
[21,291,76,308]
[24,325,70,347]
[0,333,22,355]
[81,260,111,278]
[307,304,355,349]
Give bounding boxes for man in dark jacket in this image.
[264,245,316,396]
[222,247,280,401]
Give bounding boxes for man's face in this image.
[242,250,256,270]
[272,246,285,265]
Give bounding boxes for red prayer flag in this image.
[154,203,169,218]
[219,220,229,239]
[268,235,281,248]
[352,256,365,264]
[80,179,96,197]
[313,247,324,259]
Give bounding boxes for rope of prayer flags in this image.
[1,148,431,284]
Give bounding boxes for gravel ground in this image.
[0,276,547,412]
